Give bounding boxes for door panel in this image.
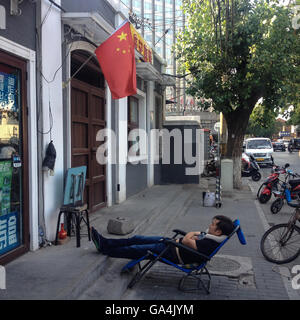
[71,78,106,212]
[90,87,106,211]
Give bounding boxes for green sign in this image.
[0,161,12,216]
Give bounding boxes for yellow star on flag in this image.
[117,32,127,41]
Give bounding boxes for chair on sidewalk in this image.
[121,219,246,294]
[55,166,91,247]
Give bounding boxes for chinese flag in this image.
[95,21,137,99]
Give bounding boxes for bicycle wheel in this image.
[260,223,300,264]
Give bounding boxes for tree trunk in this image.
[224,108,252,189]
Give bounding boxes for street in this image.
[249,150,300,273]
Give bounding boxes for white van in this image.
[244,137,274,166]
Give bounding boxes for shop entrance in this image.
[70,50,107,212]
[0,50,29,264]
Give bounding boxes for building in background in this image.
[274,118,297,140]
[119,0,185,113]
[118,0,219,133]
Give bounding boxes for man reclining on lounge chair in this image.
[91,215,234,264]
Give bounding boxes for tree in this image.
[287,102,300,126]
[246,103,281,138]
[175,0,300,188]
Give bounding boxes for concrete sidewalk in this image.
[0,183,203,300]
[0,178,298,300]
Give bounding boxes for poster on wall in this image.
[0,160,12,216]
[0,211,20,255]
[0,72,18,111]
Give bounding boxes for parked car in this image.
[288,138,300,152]
[283,140,289,148]
[244,137,274,166]
[272,141,286,152]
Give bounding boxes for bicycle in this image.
[260,189,300,264]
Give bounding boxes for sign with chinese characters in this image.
[130,24,153,64]
[0,161,12,216]
[279,131,290,137]
[0,72,18,112]
[0,211,20,255]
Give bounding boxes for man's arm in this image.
[181,231,201,250]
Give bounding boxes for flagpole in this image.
[62,53,94,88]
[62,20,130,89]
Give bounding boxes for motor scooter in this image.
[241,154,261,181]
[270,171,300,214]
[257,163,290,204]
[202,157,218,177]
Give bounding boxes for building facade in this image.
[0,0,38,264]
[0,0,167,264]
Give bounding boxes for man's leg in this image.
[90,227,178,262]
[103,242,176,262]
[103,235,165,249]
[91,227,164,251]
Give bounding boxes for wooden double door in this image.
[71,78,106,212]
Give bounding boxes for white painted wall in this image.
[105,84,113,207]
[40,0,64,241]
[114,10,127,204]
[147,81,154,187]
[115,98,128,203]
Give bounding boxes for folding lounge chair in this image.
[121,219,246,294]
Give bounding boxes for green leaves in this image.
[175,0,300,116]
[174,0,299,160]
